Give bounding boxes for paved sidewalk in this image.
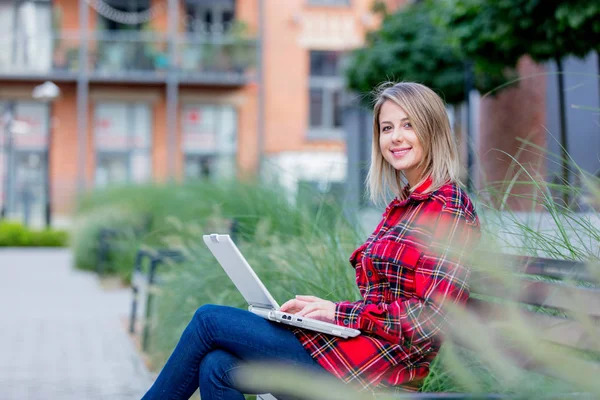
[0,249,152,400]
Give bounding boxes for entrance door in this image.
[8,151,47,226]
[0,101,49,227]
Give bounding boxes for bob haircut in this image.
[367,82,461,205]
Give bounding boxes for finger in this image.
[280,299,300,312]
[304,309,332,323]
[296,303,319,317]
[281,299,309,313]
[295,295,323,303]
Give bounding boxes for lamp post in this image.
[32,81,60,228]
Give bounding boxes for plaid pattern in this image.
[292,178,480,391]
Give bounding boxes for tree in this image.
[345,1,512,191]
[555,0,600,103]
[345,1,507,106]
[435,0,600,203]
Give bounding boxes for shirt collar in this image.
[387,176,434,211]
[408,176,434,200]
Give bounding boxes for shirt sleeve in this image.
[335,205,479,347]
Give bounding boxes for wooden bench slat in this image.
[473,252,596,282]
[466,298,600,353]
[470,274,600,318]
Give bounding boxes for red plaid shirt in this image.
[293,178,480,391]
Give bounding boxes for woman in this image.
[142,82,480,399]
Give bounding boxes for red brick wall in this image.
[478,56,547,210]
[50,84,78,215]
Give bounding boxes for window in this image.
[0,0,52,73]
[185,0,236,35]
[308,51,345,139]
[310,51,343,76]
[307,0,350,6]
[181,104,237,180]
[94,102,152,187]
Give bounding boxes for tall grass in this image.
[144,183,363,367]
[474,139,600,261]
[71,149,599,398]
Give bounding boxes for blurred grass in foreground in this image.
[70,148,599,397]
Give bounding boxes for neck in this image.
[405,170,423,189]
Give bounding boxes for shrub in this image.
[70,207,146,275]
[71,179,344,283]
[0,221,68,247]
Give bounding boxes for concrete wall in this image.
[545,51,600,183]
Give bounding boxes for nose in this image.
[391,127,404,142]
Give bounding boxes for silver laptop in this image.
[203,234,361,339]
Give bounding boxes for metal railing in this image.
[90,31,168,78]
[0,34,81,76]
[177,36,257,79]
[0,31,257,83]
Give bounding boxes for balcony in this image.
[0,34,81,80]
[0,31,258,85]
[176,36,258,84]
[89,32,169,82]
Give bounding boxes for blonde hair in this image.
[367,82,461,205]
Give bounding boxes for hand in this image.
[280,295,336,323]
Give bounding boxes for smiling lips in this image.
[391,147,412,157]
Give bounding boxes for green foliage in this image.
[346,1,468,105]
[556,0,600,51]
[73,152,600,396]
[70,207,144,274]
[435,0,599,65]
[346,0,599,105]
[147,196,362,367]
[72,179,351,282]
[0,221,68,247]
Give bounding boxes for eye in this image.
[403,122,412,129]
[381,126,391,133]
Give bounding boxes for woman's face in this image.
[378,100,425,186]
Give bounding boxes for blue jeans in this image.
[142,304,324,400]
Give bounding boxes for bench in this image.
[96,214,153,275]
[258,254,599,399]
[129,248,186,351]
[456,253,599,380]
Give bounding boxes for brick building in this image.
[0,0,388,227]
[2,0,593,227]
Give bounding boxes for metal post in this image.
[129,249,148,334]
[166,0,179,178]
[1,102,15,219]
[11,0,18,69]
[255,0,265,179]
[142,256,160,352]
[97,229,107,276]
[343,103,372,223]
[45,111,52,227]
[22,187,31,227]
[464,61,474,193]
[555,57,570,205]
[76,0,90,192]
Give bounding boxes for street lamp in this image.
[32,81,60,228]
[32,81,60,102]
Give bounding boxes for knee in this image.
[192,304,222,324]
[199,349,239,387]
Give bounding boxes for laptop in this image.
[203,234,361,339]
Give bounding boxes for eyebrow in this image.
[379,117,410,125]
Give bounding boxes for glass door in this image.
[9,150,47,227]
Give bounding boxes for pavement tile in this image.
[0,249,152,400]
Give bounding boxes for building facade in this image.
[0,0,386,227]
[4,0,588,228]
